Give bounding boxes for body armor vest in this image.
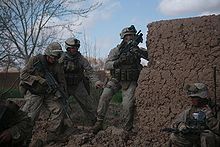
[110,48,142,81]
[20,55,56,95]
[63,52,84,86]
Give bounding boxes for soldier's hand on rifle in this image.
[0,130,12,143]
[178,122,193,135]
[95,81,104,89]
[36,76,47,86]
[201,106,213,118]
[178,122,187,131]
[113,54,127,68]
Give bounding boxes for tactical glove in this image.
[36,76,47,86]
[201,106,213,119]
[178,122,187,131]
[95,80,104,89]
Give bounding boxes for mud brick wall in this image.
[134,15,220,146]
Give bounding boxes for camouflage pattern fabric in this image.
[169,105,220,147]
[59,51,100,124]
[96,43,148,131]
[20,55,67,136]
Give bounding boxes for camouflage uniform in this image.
[59,37,102,124]
[0,100,33,147]
[169,83,220,147]
[93,25,148,132]
[20,42,67,140]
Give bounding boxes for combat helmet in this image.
[65,37,80,50]
[185,83,208,99]
[120,25,137,39]
[44,42,63,57]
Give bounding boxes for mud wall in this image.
[134,15,220,146]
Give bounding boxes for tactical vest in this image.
[20,55,56,95]
[110,50,142,81]
[62,52,84,86]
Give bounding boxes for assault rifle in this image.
[44,70,74,125]
[118,29,148,60]
[161,127,202,135]
[36,56,74,125]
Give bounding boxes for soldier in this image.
[0,100,33,147]
[59,37,103,125]
[93,25,148,133]
[19,42,67,143]
[169,83,220,147]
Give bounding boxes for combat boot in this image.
[92,120,103,134]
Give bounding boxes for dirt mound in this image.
[67,126,130,147]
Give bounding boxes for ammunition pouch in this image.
[110,68,140,81]
[20,81,48,95]
[65,73,83,86]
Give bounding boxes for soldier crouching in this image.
[169,83,220,147]
[19,42,67,144]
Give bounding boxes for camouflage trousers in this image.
[22,91,65,135]
[97,79,137,131]
[68,81,97,125]
[170,130,220,147]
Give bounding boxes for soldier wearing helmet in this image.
[19,42,67,144]
[59,37,104,125]
[93,25,148,134]
[120,24,137,39]
[168,83,220,147]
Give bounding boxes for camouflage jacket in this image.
[171,105,220,136]
[59,51,99,86]
[20,54,67,95]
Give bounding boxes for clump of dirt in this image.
[30,102,130,147]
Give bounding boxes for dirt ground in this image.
[29,101,136,147]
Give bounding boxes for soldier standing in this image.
[19,42,67,143]
[169,83,220,147]
[93,25,148,133]
[0,100,33,147]
[59,37,103,125]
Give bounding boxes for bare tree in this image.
[0,0,101,69]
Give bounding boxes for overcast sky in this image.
[58,0,220,59]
